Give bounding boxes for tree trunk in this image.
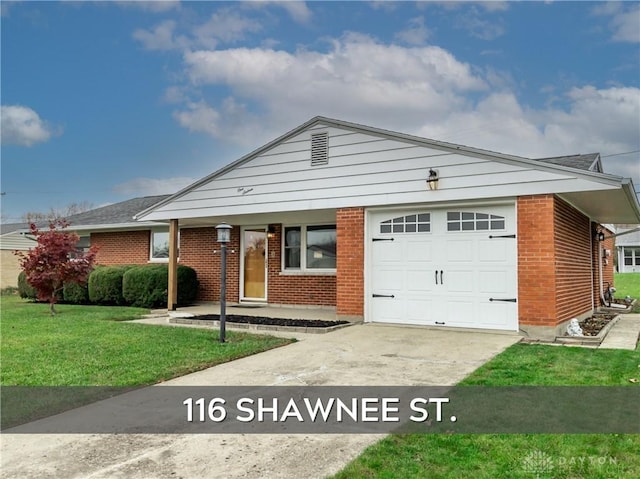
[50,301,56,316]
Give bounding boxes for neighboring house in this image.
[0,195,172,288]
[616,227,640,273]
[0,223,35,288]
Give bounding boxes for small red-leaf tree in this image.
[15,220,98,315]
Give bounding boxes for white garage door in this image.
[368,204,518,331]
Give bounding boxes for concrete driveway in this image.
[1,323,519,479]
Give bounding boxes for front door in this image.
[242,228,267,301]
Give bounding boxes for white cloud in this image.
[193,9,262,48]
[183,34,487,134]
[113,176,196,196]
[1,105,59,147]
[133,9,262,51]
[133,20,186,51]
[593,3,640,43]
[248,1,312,24]
[116,1,180,13]
[173,101,221,137]
[395,16,430,46]
[457,9,505,40]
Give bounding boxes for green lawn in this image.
[0,296,292,386]
[615,273,640,312]
[334,342,640,478]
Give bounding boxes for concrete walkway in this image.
[0,324,519,479]
[599,313,640,350]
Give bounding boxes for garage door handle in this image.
[440,270,444,285]
[489,298,517,303]
[435,270,438,285]
[372,294,395,298]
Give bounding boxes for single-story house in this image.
[616,226,640,273]
[126,116,640,339]
[0,223,35,288]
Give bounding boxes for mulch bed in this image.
[188,314,349,328]
[579,313,617,336]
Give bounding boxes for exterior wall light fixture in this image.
[427,169,439,190]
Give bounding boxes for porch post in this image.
[167,219,179,311]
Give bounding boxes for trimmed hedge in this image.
[63,281,90,305]
[122,264,198,308]
[88,265,136,305]
[17,271,37,300]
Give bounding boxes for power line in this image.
[601,150,640,158]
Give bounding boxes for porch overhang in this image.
[559,180,640,225]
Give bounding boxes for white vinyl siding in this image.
[141,124,620,221]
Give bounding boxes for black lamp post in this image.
[215,223,232,343]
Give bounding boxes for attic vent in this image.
[310,132,329,166]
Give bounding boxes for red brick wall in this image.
[91,231,150,265]
[518,195,557,326]
[266,224,336,306]
[179,225,336,306]
[336,207,365,317]
[178,227,240,302]
[519,195,605,327]
[554,197,592,322]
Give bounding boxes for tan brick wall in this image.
[1,250,23,288]
[336,207,365,317]
[91,231,150,265]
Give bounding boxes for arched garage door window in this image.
[379,214,431,234]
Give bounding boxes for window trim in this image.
[149,228,179,263]
[281,223,337,273]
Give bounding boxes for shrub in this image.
[177,265,199,306]
[88,265,136,305]
[1,286,19,296]
[122,265,167,308]
[17,271,37,300]
[63,281,90,304]
[122,264,198,309]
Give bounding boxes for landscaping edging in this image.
[169,316,356,334]
[553,314,621,347]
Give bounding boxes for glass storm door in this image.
[242,229,267,300]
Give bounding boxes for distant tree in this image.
[21,201,94,223]
[15,220,98,315]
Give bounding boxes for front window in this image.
[283,224,336,271]
[150,230,179,261]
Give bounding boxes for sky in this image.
[1,0,639,223]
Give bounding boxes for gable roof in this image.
[65,195,170,228]
[2,195,171,238]
[536,153,602,172]
[0,222,30,236]
[135,116,640,225]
